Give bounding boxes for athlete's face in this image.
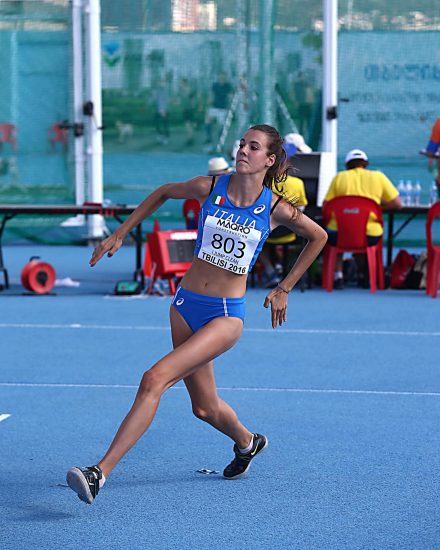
[235,130,276,175]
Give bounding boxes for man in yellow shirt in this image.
[323,149,402,288]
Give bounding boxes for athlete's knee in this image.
[138,368,164,399]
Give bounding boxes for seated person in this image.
[259,174,308,288]
[323,149,402,288]
[207,156,234,177]
[259,133,311,288]
[184,157,233,229]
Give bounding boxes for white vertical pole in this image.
[347,0,354,30]
[236,0,247,136]
[84,0,104,238]
[322,0,337,176]
[259,0,275,125]
[72,0,85,207]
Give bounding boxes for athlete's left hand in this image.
[264,287,288,329]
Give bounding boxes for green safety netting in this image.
[0,0,439,243]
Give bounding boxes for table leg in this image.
[0,214,14,290]
[113,215,145,288]
[386,212,394,270]
[134,223,145,287]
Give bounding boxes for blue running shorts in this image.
[171,286,245,333]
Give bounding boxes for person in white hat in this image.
[183,157,233,229]
[323,149,402,289]
[207,156,233,176]
[283,132,312,156]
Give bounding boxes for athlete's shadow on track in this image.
[121,474,226,489]
[9,503,75,522]
[4,483,80,521]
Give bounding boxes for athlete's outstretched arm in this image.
[264,201,327,328]
[90,176,212,266]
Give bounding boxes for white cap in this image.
[208,157,233,175]
[284,132,312,154]
[345,149,368,163]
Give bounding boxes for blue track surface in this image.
[0,246,439,549]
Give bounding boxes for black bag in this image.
[405,252,427,289]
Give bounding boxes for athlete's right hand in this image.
[90,232,123,267]
[264,286,288,329]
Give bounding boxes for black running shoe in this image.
[66,465,103,504]
[223,433,268,480]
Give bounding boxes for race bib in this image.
[198,215,262,274]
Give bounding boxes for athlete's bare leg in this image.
[169,307,252,449]
[98,313,243,477]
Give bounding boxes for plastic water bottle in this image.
[405,180,413,206]
[430,180,438,205]
[413,181,421,206]
[397,180,406,205]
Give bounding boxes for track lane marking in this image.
[0,323,439,337]
[0,382,438,397]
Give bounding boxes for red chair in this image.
[0,123,17,151]
[322,196,385,293]
[48,122,68,152]
[426,201,440,298]
[182,199,200,230]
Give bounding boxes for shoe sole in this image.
[223,436,269,480]
[66,467,94,504]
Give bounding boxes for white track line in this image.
[0,323,439,337]
[0,382,438,397]
[0,414,11,423]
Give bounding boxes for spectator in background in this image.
[184,157,233,230]
[205,72,233,147]
[291,71,315,136]
[323,149,402,289]
[425,117,440,196]
[178,78,199,147]
[283,132,312,156]
[154,80,170,145]
[259,133,311,287]
[207,156,234,177]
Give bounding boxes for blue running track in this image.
[0,245,439,549]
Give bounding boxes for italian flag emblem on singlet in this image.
[212,195,225,206]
